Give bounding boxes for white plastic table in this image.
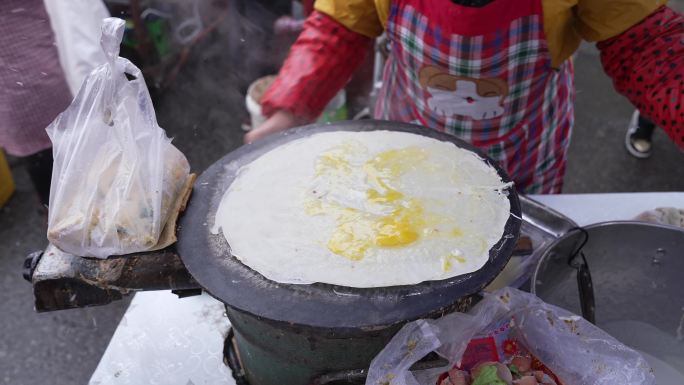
[89,192,684,385]
[88,291,236,385]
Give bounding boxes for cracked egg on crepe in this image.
[214,130,511,288]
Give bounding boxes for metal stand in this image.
[222,327,448,385]
[24,244,200,312]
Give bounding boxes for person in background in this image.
[0,0,72,206]
[625,110,657,158]
[43,0,109,96]
[247,0,684,194]
[0,0,107,207]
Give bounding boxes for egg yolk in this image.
[315,151,351,176]
[365,147,428,179]
[442,254,467,272]
[326,200,424,261]
[311,145,437,261]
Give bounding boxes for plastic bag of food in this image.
[366,287,655,385]
[635,207,684,228]
[46,17,191,258]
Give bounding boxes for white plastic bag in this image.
[366,288,655,385]
[46,17,190,258]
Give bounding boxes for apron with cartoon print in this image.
[375,0,574,193]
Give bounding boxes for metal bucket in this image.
[532,221,684,384]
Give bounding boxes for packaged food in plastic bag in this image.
[366,288,655,385]
[46,17,191,259]
[635,207,684,228]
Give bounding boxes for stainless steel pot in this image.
[532,220,684,383]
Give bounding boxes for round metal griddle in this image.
[177,120,521,329]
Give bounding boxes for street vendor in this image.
[246,0,684,193]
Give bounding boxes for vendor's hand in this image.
[244,110,305,144]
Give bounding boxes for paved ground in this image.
[2,3,684,385]
[567,42,684,193]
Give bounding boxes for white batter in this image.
[214,131,511,287]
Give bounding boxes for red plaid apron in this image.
[375,0,574,193]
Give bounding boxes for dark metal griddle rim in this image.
[177,120,521,329]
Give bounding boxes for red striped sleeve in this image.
[261,11,373,121]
